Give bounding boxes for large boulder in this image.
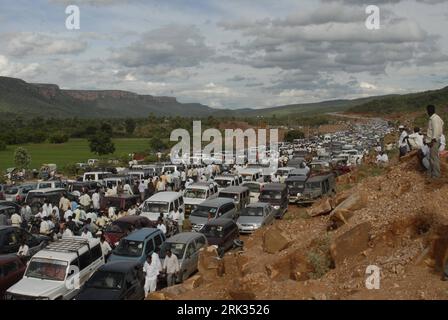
[182,275,203,290]
[262,228,290,254]
[227,279,257,300]
[197,246,225,280]
[330,191,368,226]
[431,225,448,273]
[307,197,333,217]
[146,292,168,300]
[330,222,371,267]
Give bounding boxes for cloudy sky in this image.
[0,0,448,109]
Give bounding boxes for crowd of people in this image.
[375,105,446,177]
[398,105,445,178]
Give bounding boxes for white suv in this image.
[5,237,104,300]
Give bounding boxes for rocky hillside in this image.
[0,77,213,118]
[148,152,448,300]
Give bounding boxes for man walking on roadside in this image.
[426,105,444,178]
[163,249,180,287]
[143,255,159,295]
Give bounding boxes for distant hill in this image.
[347,86,448,115]
[1,76,447,119]
[0,76,214,118]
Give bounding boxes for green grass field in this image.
[0,138,149,171]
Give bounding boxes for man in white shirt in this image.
[426,105,444,178]
[92,191,100,210]
[408,127,424,150]
[79,193,92,209]
[40,217,50,235]
[35,207,46,220]
[152,247,163,272]
[17,239,29,257]
[138,181,146,202]
[42,201,53,217]
[59,195,71,212]
[123,183,133,195]
[143,255,159,295]
[11,212,22,227]
[156,218,167,235]
[64,209,73,220]
[163,249,180,287]
[20,204,32,223]
[100,235,112,259]
[81,228,93,239]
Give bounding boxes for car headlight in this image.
[273,205,280,210]
[114,242,119,246]
[296,193,302,197]
[253,223,262,228]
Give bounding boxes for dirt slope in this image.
[150,155,448,300]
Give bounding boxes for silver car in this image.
[236,202,275,234]
[160,232,208,283]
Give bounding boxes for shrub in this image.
[49,133,69,144]
[0,140,6,151]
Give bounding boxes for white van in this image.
[5,237,104,300]
[214,174,240,192]
[36,180,67,190]
[83,172,112,184]
[183,182,218,216]
[241,181,265,204]
[140,192,185,221]
[237,168,263,183]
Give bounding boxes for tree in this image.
[100,122,113,135]
[124,119,136,135]
[14,147,31,169]
[284,130,305,142]
[149,136,168,152]
[49,132,69,144]
[31,131,48,144]
[89,133,116,156]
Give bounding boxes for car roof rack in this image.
[44,238,91,255]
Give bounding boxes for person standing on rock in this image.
[426,105,444,178]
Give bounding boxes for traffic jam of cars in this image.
[0,120,391,300]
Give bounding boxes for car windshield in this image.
[275,170,288,176]
[143,201,168,213]
[259,191,282,200]
[5,187,18,195]
[201,225,224,238]
[243,183,260,193]
[218,192,238,200]
[191,205,217,218]
[241,174,254,181]
[114,240,143,257]
[184,189,207,199]
[215,179,231,188]
[25,258,67,281]
[240,207,264,216]
[86,271,124,290]
[161,242,186,259]
[287,182,305,189]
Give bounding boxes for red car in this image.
[0,255,26,299]
[104,216,154,247]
